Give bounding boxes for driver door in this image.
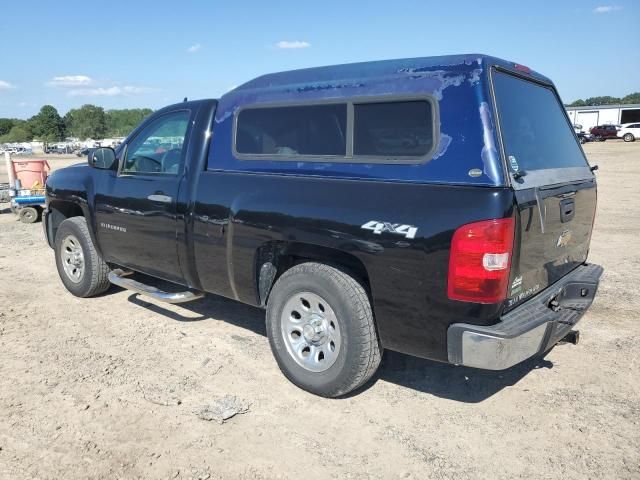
[94,109,191,283]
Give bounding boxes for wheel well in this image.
[49,201,84,243]
[255,241,372,306]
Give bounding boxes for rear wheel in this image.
[579,136,587,144]
[266,262,381,397]
[623,133,635,142]
[18,206,39,224]
[54,217,111,297]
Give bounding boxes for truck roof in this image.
[206,54,555,187]
[227,53,551,96]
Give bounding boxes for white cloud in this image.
[593,5,621,13]
[187,43,202,53]
[68,85,156,97]
[276,40,310,49]
[0,80,14,90]
[48,75,93,87]
[69,86,120,97]
[121,86,156,94]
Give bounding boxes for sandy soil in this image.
[0,143,639,479]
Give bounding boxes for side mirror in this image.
[88,147,117,170]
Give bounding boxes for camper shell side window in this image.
[232,96,439,165]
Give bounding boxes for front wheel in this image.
[623,133,635,142]
[266,262,381,397]
[54,216,111,297]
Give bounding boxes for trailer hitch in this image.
[547,289,588,326]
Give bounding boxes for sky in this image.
[0,0,638,119]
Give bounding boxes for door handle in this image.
[147,194,172,203]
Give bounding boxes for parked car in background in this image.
[573,124,584,133]
[14,147,32,155]
[589,124,620,141]
[76,147,93,157]
[577,132,591,144]
[617,123,640,142]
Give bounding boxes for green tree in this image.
[64,104,108,139]
[622,92,640,104]
[28,105,65,143]
[0,123,33,143]
[568,99,587,107]
[582,96,621,106]
[0,118,15,136]
[105,108,153,137]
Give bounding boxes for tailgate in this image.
[508,179,596,309]
[491,68,597,311]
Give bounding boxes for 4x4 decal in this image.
[361,221,418,239]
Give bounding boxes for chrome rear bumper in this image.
[447,263,603,370]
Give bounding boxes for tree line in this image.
[3,92,638,144]
[567,92,640,107]
[0,105,153,144]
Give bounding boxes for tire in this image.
[54,216,111,297]
[266,262,381,397]
[19,207,39,224]
[579,136,586,144]
[623,133,635,142]
[595,136,604,142]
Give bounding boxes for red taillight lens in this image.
[447,218,515,304]
[514,63,532,74]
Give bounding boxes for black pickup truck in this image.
[44,54,602,397]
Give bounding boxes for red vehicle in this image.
[589,124,620,141]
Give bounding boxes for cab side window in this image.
[122,111,190,175]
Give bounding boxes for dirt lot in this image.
[0,144,639,479]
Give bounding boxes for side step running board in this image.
[108,269,205,304]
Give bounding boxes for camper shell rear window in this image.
[492,70,589,174]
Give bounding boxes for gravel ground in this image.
[0,143,638,479]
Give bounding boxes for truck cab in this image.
[44,54,602,397]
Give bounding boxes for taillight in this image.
[448,218,515,304]
[514,63,532,74]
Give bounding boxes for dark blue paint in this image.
[208,54,551,185]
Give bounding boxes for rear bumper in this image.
[447,263,603,370]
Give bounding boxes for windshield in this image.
[493,70,588,173]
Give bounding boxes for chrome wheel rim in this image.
[60,235,85,283]
[280,291,342,372]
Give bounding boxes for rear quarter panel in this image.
[193,172,514,362]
